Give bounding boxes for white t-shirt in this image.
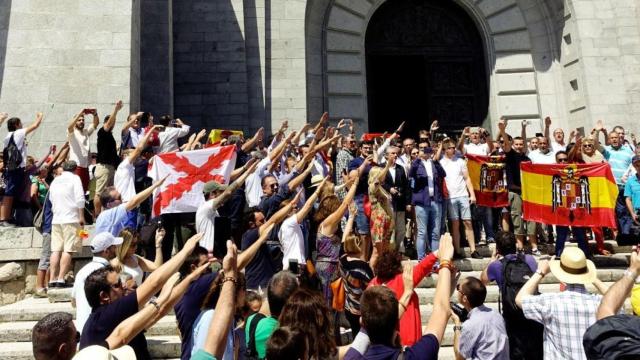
[550,140,566,153]
[195,199,219,251]
[157,125,191,154]
[3,129,27,168]
[245,157,271,207]
[68,126,95,168]
[529,150,556,164]
[440,157,469,199]
[114,158,136,202]
[279,214,305,269]
[49,171,85,224]
[72,257,110,334]
[464,142,490,156]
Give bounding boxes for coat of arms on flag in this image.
[521,162,617,227]
[466,154,509,207]
[149,145,237,217]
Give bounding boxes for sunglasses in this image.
[582,144,593,148]
[269,183,279,190]
[456,283,466,296]
[75,331,81,343]
[446,147,456,150]
[557,158,568,162]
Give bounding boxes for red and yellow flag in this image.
[208,129,244,145]
[521,162,618,227]
[466,154,509,207]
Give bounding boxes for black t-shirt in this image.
[174,272,217,360]
[505,149,530,194]
[79,291,150,360]
[241,228,275,289]
[97,127,120,166]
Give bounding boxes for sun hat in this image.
[72,345,136,360]
[549,246,597,285]
[309,174,324,188]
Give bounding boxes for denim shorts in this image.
[354,194,370,235]
[447,196,471,221]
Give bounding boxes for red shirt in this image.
[369,252,438,346]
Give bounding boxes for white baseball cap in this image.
[91,232,124,253]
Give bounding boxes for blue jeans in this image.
[616,188,632,234]
[472,205,495,242]
[415,202,442,259]
[556,226,589,257]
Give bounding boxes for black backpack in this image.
[499,254,544,360]
[3,134,22,171]
[245,313,267,360]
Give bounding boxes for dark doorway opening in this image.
[365,0,488,138]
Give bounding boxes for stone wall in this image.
[0,226,93,305]
[0,0,141,156]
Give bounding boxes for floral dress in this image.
[369,189,394,244]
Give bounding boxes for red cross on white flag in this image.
[149,145,237,217]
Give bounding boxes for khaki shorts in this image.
[94,164,115,195]
[51,223,82,253]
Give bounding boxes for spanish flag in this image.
[521,162,618,227]
[466,154,509,207]
[208,129,244,145]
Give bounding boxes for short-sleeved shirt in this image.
[244,314,278,359]
[241,228,275,290]
[603,145,634,184]
[344,334,439,360]
[624,175,640,210]
[94,203,135,236]
[72,257,110,334]
[191,309,234,359]
[521,284,601,360]
[114,158,136,202]
[465,142,490,155]
[440,156,468,198]
[96,127,119,167]
[348,157,371,196]
[504,149,530,194]
[79,290,150,360]
[528,150,556,164]
[68,126,96,168]
[279,214,305,270]
[486,254,538,289]
[191,350,218,360]
[3,129,27,168]
[245,157,272,207]
[175,272,217,360]
[458,305,510,360]
[196,199,219,251]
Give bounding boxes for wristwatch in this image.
[453,325,462,331]
[535,270,546,277]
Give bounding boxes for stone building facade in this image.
[0,0,639,154]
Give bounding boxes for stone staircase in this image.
[0,240,632,360]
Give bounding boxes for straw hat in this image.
[309,174,324,188]
[73,345,136,360]
[549,246,597,285]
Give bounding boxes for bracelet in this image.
[439,259,452,269]
[149,300,160,310]
[438,262,454,274]
[536,270,546,277]
[222,276,237,285]
[624,269,638,281]
[453,325,463,331]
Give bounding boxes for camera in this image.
[450,302,468,322]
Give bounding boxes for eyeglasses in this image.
[456,283,466,297]
[582,144,593,148]
[557,158,568,163]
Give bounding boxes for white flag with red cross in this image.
[149,145,237,217]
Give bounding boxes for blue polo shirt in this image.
[624,175,640,210]
[603,145,633,184]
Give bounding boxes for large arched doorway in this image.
[365,0,489,136]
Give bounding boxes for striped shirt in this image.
[603,145,633,184]
[522,284,601,360]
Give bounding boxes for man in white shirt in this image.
[528,137,556,164]
[72,232,121,334]
[544,116,567,153]
[114,126,159,203]
[460,127,494,155]
[278,178,325,269]
[67,109,99,191]
[440,139,481,259]
[48,161,85,287]
[397,137,416,174]
[0,113,44,227]
[157,116,191,154]
[196,162,257,251]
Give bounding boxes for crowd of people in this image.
[0,103,636,359]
